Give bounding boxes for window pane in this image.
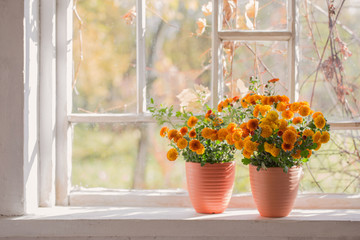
[222,41,288,98]
[72,123,186,189]
[300,130,360,194]
[146,0,211,110]
[298,0,360,121]
[73,0,137,113]
[221,0,287,30]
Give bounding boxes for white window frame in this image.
[42,0,360,208]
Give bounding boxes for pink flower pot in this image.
[249,164,302,218]
[186,161,235,214]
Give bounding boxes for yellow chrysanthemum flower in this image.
[270,147,280,157]
[177,138,188,149]
[299,106,311,117]
[264,142,274,153]
[260,125,273,138]
[196,145,205,155]
[267,111,279,122]
[259,105,272,116]
[189,139,202,152]
[232,130,243,142]
[167,148,178,161]
[282,130,297,144]
[314,116,326,129]
[187,116,198,128]
[282,110,294,120]
[312,131,321,143]
[160,126,169,137]
[320,131,330,143]
[278,119,288,131]
[303,129,314,137]
[244,140,259,152]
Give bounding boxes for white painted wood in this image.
[39,0,56,208]
[288,0,296,102]
[0,207,359,239]
[136,0,146,114]
[218,31,292,41]
[56,0,73,206]
[211,0,221,107]
[69,190,360,209]
[0,0,27,216]
[328,121,360,130]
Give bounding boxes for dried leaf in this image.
[196,18,207,36]
[202,1,212,16]
[122,6,136,25]
[335,37,352,60]
[236,15,249,30]
[223,0,237,27]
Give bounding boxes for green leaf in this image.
[301,150,309,158]
[242,158,251,165]
[150,98,154,104]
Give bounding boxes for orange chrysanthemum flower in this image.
[276,102,287,112]
[180,126,188,136]
[281,142,294,151]
[187,116,198,128]
[241,98,249,108]
[242,149,253,159]
[260,125,273,138]
[291,150,302,159]
[320,131,330,143]
[307,150,312,158]
[167,148,178,161]
[312,111,323,119]
[314,143,322,151]
[303,129,314,137]
[217,128,229,141]
[210,130,218,141]
[292,116,303,125]
[177,138,188,149]
[282,130,297,144]
[232,130,243,141]
[160,126,169,137]
[226,134,235,145]
[259,105,272,117]
[278,119,288,131]
[189,139,202,152]
[168,129,179,140]
[270,147,280,157]
[314,116,326,129]
[201,127,213,139]
[290,102,301,112]
[227,122,237,133]
[312,131,321,143]
[235,139,244,150]
[244,140,259,152]
[264,142,274,153]
[282,110,294,120]
[279,95,290,103]
[299,106,311,117]
[261,96,270,105]
[196,145,205,155]
[205,109,213,118]
[189,129,196,138]
[247,119,259,131]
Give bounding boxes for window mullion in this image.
[288,0,297,103]
[211,0,221,108]
[218,31,292,41]
[136,0,146,114]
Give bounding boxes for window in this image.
[53,0,360,207]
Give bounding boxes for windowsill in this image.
[1,207,360,239]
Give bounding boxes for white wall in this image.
[0,0,39,216]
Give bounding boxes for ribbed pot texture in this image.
[186,161,235,214]
[249,164,302,218]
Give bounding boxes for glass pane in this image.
[298,0,360,121]
[222,41,288,98]
[221,0,287,30]
[300,130,360,194]
[73,0,137,113]
[146,0,212,111]
[72,123,186,189]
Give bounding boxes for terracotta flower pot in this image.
[186,161,235,214]
[249,164,302,218]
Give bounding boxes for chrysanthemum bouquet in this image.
[149,86,246,166]
[223,77,330,172]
